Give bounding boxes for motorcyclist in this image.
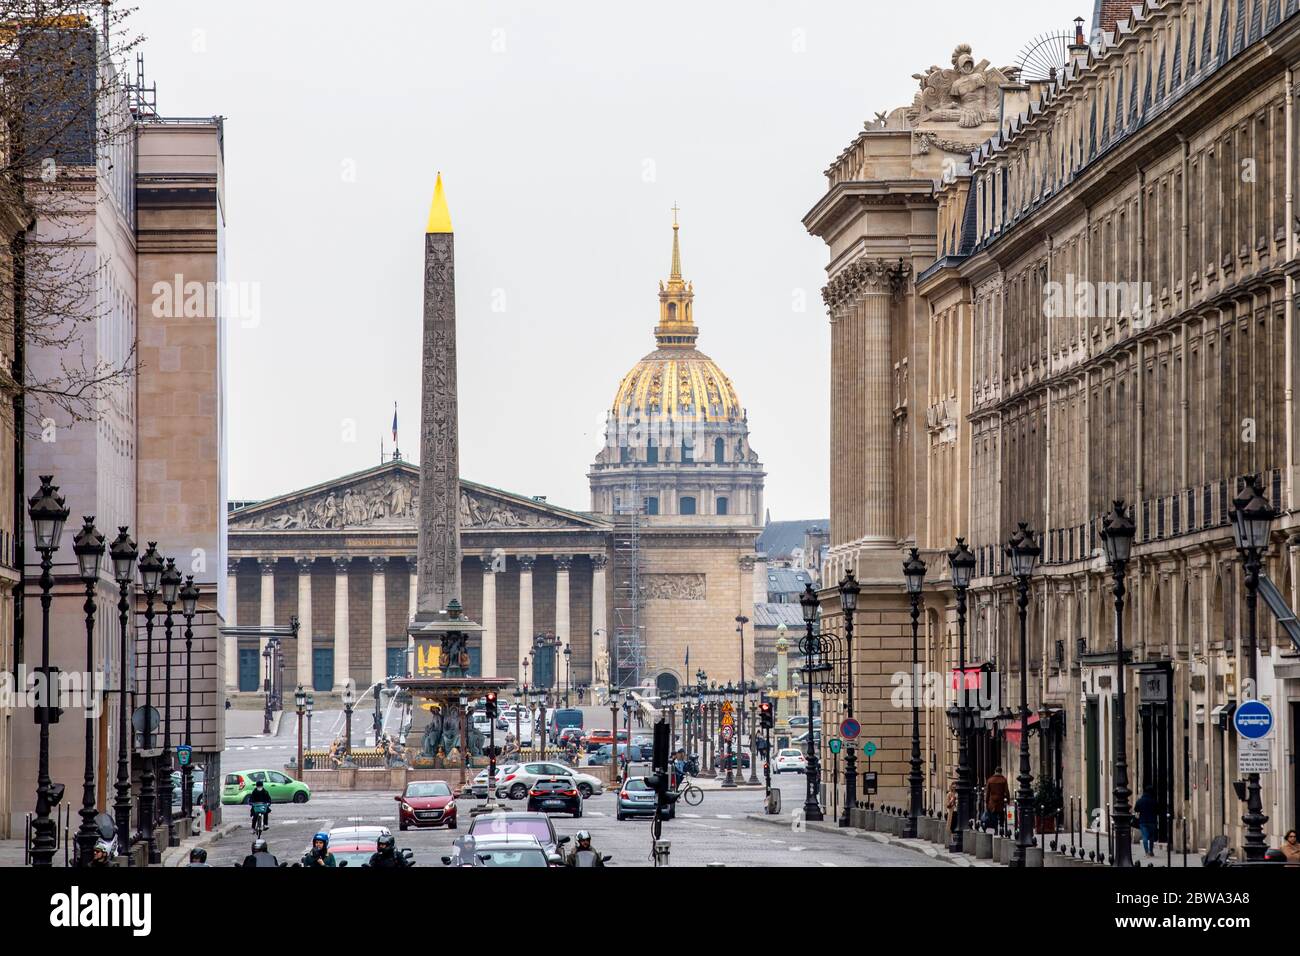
[187,847,210,867]
[88,838,113,867]
[248,780,272,830]
[366,832,411,868]
[565,829,604,867]
[241,839,279,867]
[300,831,337,867]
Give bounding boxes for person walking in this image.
[1133,785,1158,857]
[945,781,959,835]
[983,766,1010,831]
[1280,829,1300,864]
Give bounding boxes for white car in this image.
[470,712,495,739]
[496,761,604,800]
[472,764,517,798]
[774,748,807,773]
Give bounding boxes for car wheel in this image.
[399,820,408,831]
[509,784,527,800]
[242,794,252,804]
[574,806,583,818]
[616,812,626,821]
[578,783,593,799]
[292,791,309,803]
[447,819,457,830]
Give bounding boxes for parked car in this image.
[526,777,583,817]
[395,780,457,830]
[792,731,822,747]
[786,716,822,730]
[588,743,636,767]
[472,764,517,798]
[496,761,604,800]
[548,707,584,742]
[711,751,751,770]
[467,811,569,857]
[169,768,205,807]
[616,776,672,821]
[774,748,807,773]
[220,769,310,805]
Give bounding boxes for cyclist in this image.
[366,833,412,868]
[241,839,279,867]
[248,779,272,833]
[300,831,337,867]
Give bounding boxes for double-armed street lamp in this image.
[1230,474,1276,861]
[1099,500,1136,867]
[838,571,860,826]
[1006,522,1041,867]
[799,582,824,821]
[902,548,927,839]
[946,538,976,853]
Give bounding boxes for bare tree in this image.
[0,1,144,431]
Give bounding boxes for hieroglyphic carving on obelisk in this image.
[415,172,462,617]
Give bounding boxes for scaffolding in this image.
[612,481,645,690]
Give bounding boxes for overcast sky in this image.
[130,0,1083,519]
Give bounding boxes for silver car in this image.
[472,764,517,798]
[496,761,604,800]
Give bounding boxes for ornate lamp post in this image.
[1100,500,1136,867]
[735,613,750,777]
[838,571,860,826]
[1006,522,1041,867]
[799,583,824,821]
[136,541,165,864]
[306,692,314,750]
[902,548,927,839]
[295,685,307,782]
[261,642,274,735]
[1230,474,1275,861]
[179,576,200,820]
[158,558,182,840]
[563,643,572,707]
[27,476,69,867]
[109,528,138,860]
[342,684,356,762]
[72,516,105,865]
[946,538,976,853]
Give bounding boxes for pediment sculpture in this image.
[907,45,1020,129]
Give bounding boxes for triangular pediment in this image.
[229,461,609,533]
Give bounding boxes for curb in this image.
[744,813,992,866]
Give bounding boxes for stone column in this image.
[225,559,239,692]
[591,554,608,688]
[370,557,387,687]
[296,558,313,691]
[858,259,897,545]
[333,557,351,691]
[480,555,498,678]
[258,557,276,659]
[407,559,418,675]
[518,554,535,685]
[555,555,571,693]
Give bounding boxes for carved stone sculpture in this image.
[908,45,1020,128]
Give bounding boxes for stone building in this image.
[807,0,1300,855]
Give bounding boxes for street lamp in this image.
[73,516,105,866]
[305,692,314,750]
[837,571,860,826]
[109,528,138,860]
[947,537,976,853]
[136,541,165,864]
[179,575,200,821]
[295,685,307,784]
[563,643,572,707]
[1099,499,1136,867]
[902,548,927,839]
[159,558,182,840]
[1230,474,1275,861]
[799,583,824,821]
[27,476,69,867]
[342,684,355,763]
[1006,522,1041,867]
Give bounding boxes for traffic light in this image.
[759,700,773,729]
[645,720,679,805]
[485,691,498,720]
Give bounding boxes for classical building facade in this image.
[808,0,1300,855]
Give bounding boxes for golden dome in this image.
[613,347,741,423]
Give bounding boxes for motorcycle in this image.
[570,849,611,867]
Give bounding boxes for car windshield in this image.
[623,779,649,791]
[477,848,548,867]
[406,782,451,798]
[470,818,553,843]
[333,850,374,867]
[780,750,801,757]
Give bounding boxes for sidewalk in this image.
[225,708,285,739]
[744,812,993,866]
[0,819,240,868]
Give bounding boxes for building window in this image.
[680,496,696,515]
[714,437,725,463]
[716,496,728,515]
[681,439,693,462]
[647,442,658,464]
[644,496,659,515]
[619,444,630,463]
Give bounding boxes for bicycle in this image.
[251,802,271,837]
[674,776,704,808]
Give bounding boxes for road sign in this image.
[721,701,734,716]
[861,771,878,795]
[1233,700,1274,740]
[721,724,734,742]
[1238,737,1273,774]
[828,738,842,755]
[176,744,192,767]
[840,717,861,740]
[862,740,877,758]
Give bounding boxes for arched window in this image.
[668,302,677,321]
[716,496,728,515]
[644,496,659,516]
[656,672,679,694]
[714,437,725,463]
[680,496,696,515]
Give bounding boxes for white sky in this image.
[130,0,1084,518]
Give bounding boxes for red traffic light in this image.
[486,692,497,702]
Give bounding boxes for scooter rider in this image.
[366,833,411,868]
[241,839,279,867]
[565,829,604,866]
[300,831,337,867]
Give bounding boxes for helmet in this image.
[377,833,395,852]
[93,838,112,856]
[313,831,329,846]
[576,830,591,844]
[252,839,268,853]
[189,847,207,863]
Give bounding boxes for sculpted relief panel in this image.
[232,472,573,532]
[642,573,707,601]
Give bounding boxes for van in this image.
[548,708,583,743]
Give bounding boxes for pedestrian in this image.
[1134,785,1158,857]
[983,766,1010,831]
[945,781,959,834]
[1281,829,1300,864]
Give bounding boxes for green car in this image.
[221,769,311,805]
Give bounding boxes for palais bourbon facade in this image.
[807,0,1300,854]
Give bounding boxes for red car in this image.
[395,780,458,830]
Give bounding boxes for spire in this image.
[655,206,697,348]
[670,202,682,279]
[426,172,452,233]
